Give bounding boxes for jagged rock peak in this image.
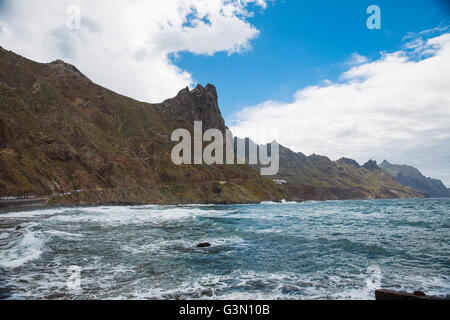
[308,154,332,163]
[175,83,217,97]
[161,83,225,130]
[337,157,360,168]
[177,87,190,96]
[363,159,379,171]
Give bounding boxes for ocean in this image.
[0,198,449,300]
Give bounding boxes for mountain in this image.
[271,148,424,200]
[380,160,450,198]
[362,160,379,171]
[0,46,423,205]
[0,45,285,204]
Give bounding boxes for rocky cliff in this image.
[0,46,425,204]
[0,46,285,204]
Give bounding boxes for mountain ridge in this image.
[271,147,424,200]
[0,46,425,204]
[0,45,288,204]
[380,160,450,198]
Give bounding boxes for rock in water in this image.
[196,242,211,248]
[375,289,443,300]
[413,290,426,297]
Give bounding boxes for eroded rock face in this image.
[159,84,226,131]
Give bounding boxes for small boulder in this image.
[15,226,22,231]
[196,242,211,248]
[413,290,426,297]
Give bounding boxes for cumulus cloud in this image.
[230,31,450,186]
[0,0,266,102]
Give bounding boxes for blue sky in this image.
[175,0,450,119]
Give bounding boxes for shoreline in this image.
[0,199,49,211]
[0,196,441,215]
[0,199,265,214]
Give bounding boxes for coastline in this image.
[0,195,438,215]
[0,198,49,211]
[0,199,270,214]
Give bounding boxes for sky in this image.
[0,0,449,185]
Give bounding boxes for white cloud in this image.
[230,32,450,186]
[0,0,267,102]
[349,52,368,65]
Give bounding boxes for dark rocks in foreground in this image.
[196,242,212,248]
[375,289,444,300]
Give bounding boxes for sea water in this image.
[0,198,449,300]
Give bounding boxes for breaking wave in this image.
[0,228,45,269]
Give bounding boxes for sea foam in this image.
[0,229,45,269]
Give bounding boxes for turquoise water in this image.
[0,198,449,299]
